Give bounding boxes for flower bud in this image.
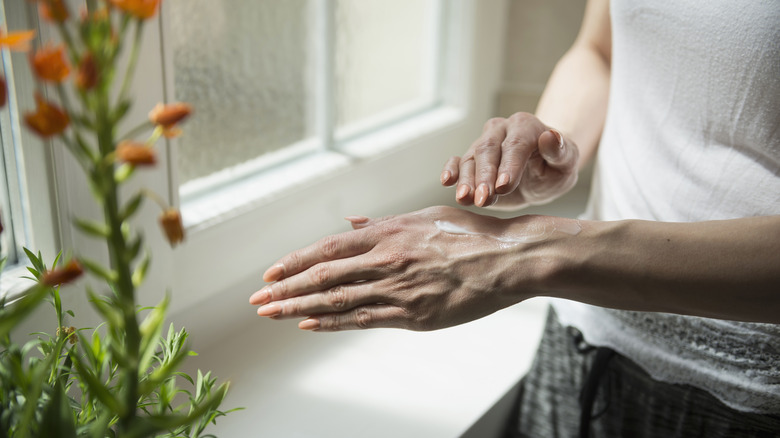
[109,0,161,20]
[0,30,35,52]
[25,93,70,138]
[76,52,99,91]
[42,260,84,287]
[159,209,185,247]
[116,140,156,166]
[38,0,70,22]
[149,102,192,128]
[32,45,71,83]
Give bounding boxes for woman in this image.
[250,0,780,435]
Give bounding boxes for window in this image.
[0,1,58,302]
[5,0,507,319]
[168,0,450,229]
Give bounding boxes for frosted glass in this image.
[335,0,437,128]
[169,0,314,185]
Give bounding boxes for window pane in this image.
[335,0,439,129]
[169,0,315,186]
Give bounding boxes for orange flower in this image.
[159,209,185,247]
[0,76,7,108]
[149,102,192,128]
[116,140,156,166]
[38,0,70,22]
[0,30,35,51]
[42,260,84,287]
[76,52,99,90]
[109,0,160,20]
[31,45,71,83]
[25,93,70,138]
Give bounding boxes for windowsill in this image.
[180,106,465,233]
[0,263,36,305]
[184,298,550,438]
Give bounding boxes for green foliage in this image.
[0,255,235,437]
[0,1,235,436]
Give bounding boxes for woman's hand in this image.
[441,112,580,209]
[248,206,553,331]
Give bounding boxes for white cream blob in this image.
[433,217,581,247]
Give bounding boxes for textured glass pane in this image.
[335,0,438,128]
[170,0,314,185]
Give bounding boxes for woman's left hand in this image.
[249,206,545,331]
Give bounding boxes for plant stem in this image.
[95,85,141,433]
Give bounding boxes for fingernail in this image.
[440,170,451,185]
[475,183,489,207]
[249,288,270,305]
[456,184,470,199]
[299,319,320,331]
[257,303,281,317]
[550,129,563,149]
[496,173,510,190]
[344,215,369,224]
[263,263,284,282]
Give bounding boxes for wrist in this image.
[496,214,591,302]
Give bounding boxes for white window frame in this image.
[30,0,508,331]
[0,1,60,303]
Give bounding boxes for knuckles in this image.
[327,286,348,309]
[309,263,331,287]
[475,137,501,155]
[507,111,536,126]
[355,308,372,329]
[319,235,341,259]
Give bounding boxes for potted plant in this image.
[0,1,235,436]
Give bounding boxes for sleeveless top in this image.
[551,0,780,414]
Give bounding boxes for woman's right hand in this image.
[441,112,580,209]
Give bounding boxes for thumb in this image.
[538,129,578,171]
[344,215,396,230]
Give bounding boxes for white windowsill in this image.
[0,263,35,305]
[184,298,549,438]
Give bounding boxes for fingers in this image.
[441,156,460,186]
[495,114,547,196]
[298,305,409,331]
[455,157,476,205]
[447,113,555,207]
[261,230,375,283]
[251,255,380,305]
[538,129,578,172]
[256,282,384,319]
[471,118,506,206]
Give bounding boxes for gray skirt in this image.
[504,307,780,438]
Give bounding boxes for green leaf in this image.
[115,163,135,184]
[39,381,77,438]
[113,99,131,123]
[138,295,169,372]
[74,218,110,238]
[66,310,75,318]
[81,258,118,284]
[131,252,151,287]
[23,248,44,275]
[71,354,125,416]
[120,192,145,222]
[87,290,124,330]
[126,235,143,262]
[87,169,107,202]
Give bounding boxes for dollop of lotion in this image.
[433,217,581,247]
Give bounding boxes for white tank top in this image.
[552,0,780,413]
